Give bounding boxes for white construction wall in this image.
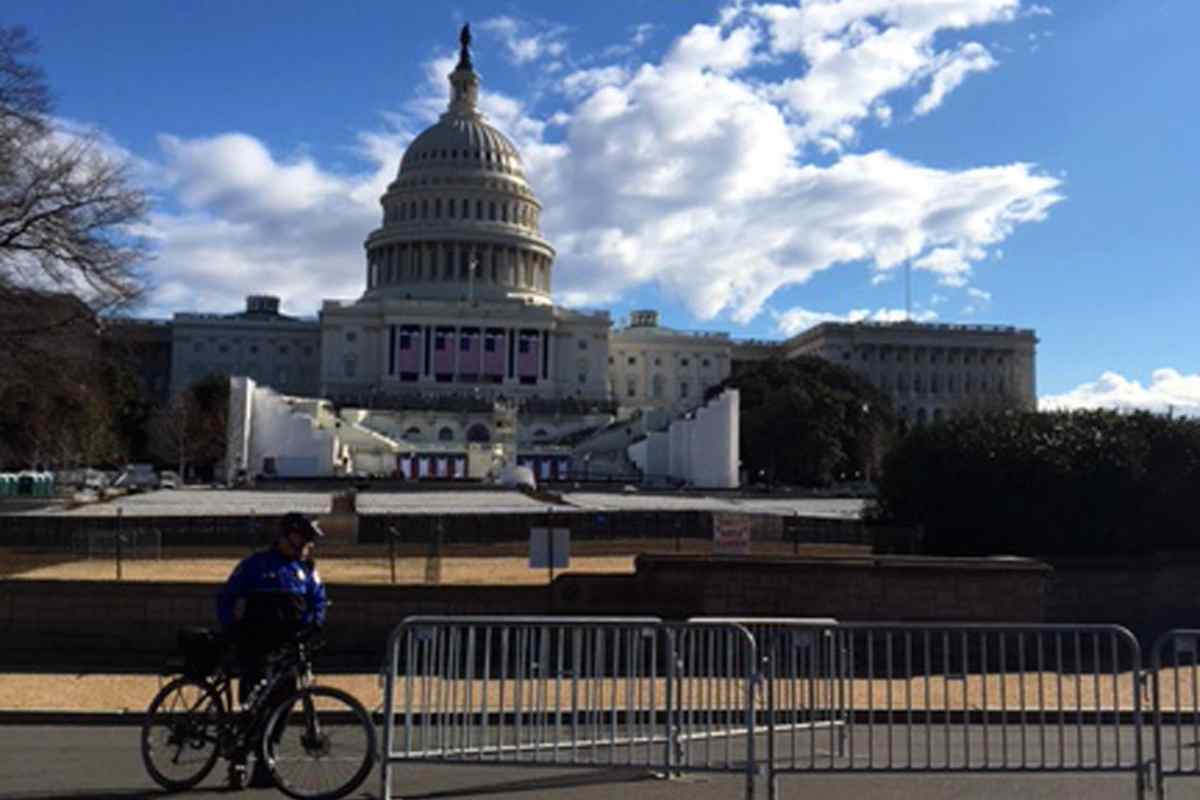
[630,388,739,489]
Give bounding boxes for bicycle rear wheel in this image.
[140,676,225,791]
[261,685,376,800]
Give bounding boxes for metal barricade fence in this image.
[761,623,1146,799]
[380,616,760,800]
[1151,629,1200,799]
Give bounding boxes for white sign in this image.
[529,527,570,569]
[713,514,752,555]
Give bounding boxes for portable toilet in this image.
[0,474,12,497]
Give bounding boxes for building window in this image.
[843,351,851,361]
[346,332,357,343]
[303,346,313,357]
[343,357,356,378]
[860,350,869,361]
[654,357,661,366]
[964,352,974,364]
[438,426,454,442]
[997,376,1006,394]
[218,344,229,354]
[404,426,421,438]
[948,375,957,393]
[930,351,940,364]
[896,350,907,363]
[914,350,924,363]
[279,345,289,355]
[579,373,588,384]
[680,358,690,367]
[627,356,636,366]
[484,337,496,353]
[578,339,588,350]
[680,381,690,398]
[914,375,923,393]
[702,358,710,367]
[608,356,614,365]
[194,342,204,353]
[435,335,446,351]
[627,379,637,398]
[249,344,258,354]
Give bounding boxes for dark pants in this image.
[235,648,297,767]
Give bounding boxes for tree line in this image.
[0,25,226,477]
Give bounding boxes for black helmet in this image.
[280,512,324,542]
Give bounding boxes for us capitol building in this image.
[117,28,1038,475]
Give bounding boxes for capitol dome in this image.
[363,26,555,305]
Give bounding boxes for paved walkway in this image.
[0,724,1152,799]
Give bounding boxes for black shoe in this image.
[226,761,247,790]
[247,761,274,789]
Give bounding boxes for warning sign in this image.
[712,514,752,555]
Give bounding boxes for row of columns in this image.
[386,323,552,385]
[384,195,540,229]
[367,241,551,293]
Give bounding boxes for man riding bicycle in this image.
[216,511,328,788]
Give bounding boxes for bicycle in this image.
[140,626,376,799]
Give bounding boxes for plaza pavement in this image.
[0,724,1150,799]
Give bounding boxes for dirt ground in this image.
[4,670,1198,714]
[0,552,636,584]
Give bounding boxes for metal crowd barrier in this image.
[762,623,1146,799]
[380,616,759,800]
[379,617,1152,799]
[1151,629,1200,799]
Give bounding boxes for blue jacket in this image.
[216,549,328,638]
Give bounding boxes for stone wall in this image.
[0,553,1051,671]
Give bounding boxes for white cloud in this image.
[561,66,630,97]
[481,16,567,65]
[772,306,936,337]
[966,287,992,302]
[914,42,997,116]
[751,0,1016,144]
[1040,369,1200,416]
[131,3,1061,328]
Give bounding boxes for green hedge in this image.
[874,410,1200,557]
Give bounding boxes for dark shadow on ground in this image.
[399,766,658,798]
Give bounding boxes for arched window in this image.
[489,202,497,221]
[466,423,491,443]
[627,378,638,398]
[916,408,928,426]
[421,199,428,219]
[438,426,455,442]
[435,198,442,218]
[651,373,665,399]
[532,428,550,443]
[476,199,483,219]
[404,426,421,439]
[933,408,944,422]
[447,198,455,218]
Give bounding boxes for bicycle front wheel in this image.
[140,676,225,791]
[261,685,376,800]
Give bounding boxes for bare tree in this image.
[148,391,197,479]
[0,25,148,354]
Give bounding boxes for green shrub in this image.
[875,410,1200,557]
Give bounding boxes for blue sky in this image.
[8,1,1199,410]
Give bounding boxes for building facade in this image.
[776,321,1038,426]
[114,29,1039,445]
